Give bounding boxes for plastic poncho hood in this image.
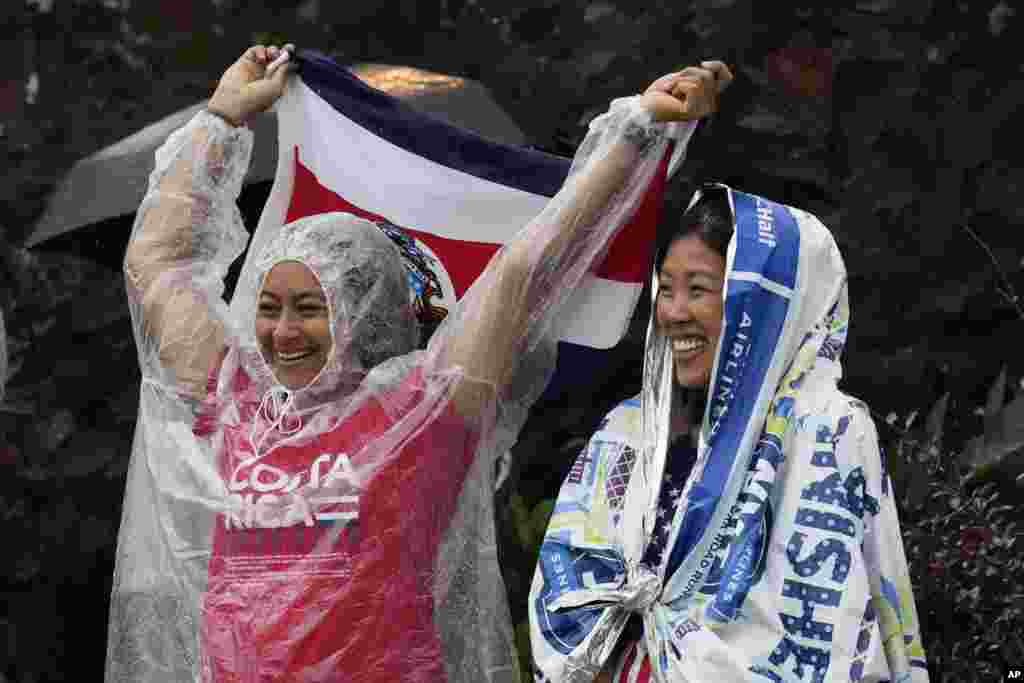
[240,210,419,386]
[217,211,421,454]
[530,186,929,682]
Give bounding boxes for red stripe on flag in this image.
[286,148,378,225]
[401,228,499,299]
[286,148,500,298]
[593,144,672,282]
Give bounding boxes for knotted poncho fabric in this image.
[107,92,694,683]
[529,186,928,683]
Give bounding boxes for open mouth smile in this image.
[276,350,316,366]
[671,336,708,360]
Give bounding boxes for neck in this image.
[670,384,707,445]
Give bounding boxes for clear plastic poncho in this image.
[107,92,692,682]
[530,186,928,682]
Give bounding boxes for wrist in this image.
[206,95,245,127]
[620,96,660,150]
[639,92,689,124]
[638,92,660,116]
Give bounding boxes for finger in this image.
[700,61,734,90]
[647,64,717,96]
[678,66,709,78]
[243,45,265,63]
[669,79,695,99]
[670,82,701,115]
[670,76,707,105]
[700,60,730,77]
[676,78,717,115]
[645,71,682,95]
[268,58,297,94]
[680,66,716,88]
[665,68,713,102]
[265,49,291,78]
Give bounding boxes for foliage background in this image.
[1,1,1022,681]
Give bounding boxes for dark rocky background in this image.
[1,1,1022,681]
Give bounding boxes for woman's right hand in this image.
[640,61,733,123]
[207,44,296,126]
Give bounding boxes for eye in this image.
[258,302,280,316]
[298,304,327,317]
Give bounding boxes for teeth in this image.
[278,351,313,362]
[673,338,704,352]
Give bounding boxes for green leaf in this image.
[530,498,555,549]
[511,494,534,550]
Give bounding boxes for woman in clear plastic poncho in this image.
[106,45,732,683]
[529,187,929,682]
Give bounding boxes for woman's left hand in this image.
[640,61,733,123]
[207,44,296,126]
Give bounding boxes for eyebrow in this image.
[659,268,722,282]
[259,290,327,302]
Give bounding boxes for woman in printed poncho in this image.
[106,44,732,682]
[529,187,929,682]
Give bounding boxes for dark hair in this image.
[655,187,733,273]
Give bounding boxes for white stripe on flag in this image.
[557,278,641,349]
[295,80,551,242]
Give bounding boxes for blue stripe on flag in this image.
[538,341,620,404]
[294,49,570,198]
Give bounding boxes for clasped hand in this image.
[207,44,296,127]
[641,61,734,123]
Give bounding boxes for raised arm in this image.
[440,63,733,420]
[124,46,293,399]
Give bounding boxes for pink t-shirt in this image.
[196,363,478,682]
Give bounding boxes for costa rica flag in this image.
[252,49,680,398]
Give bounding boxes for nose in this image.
[272,309,304,345]
[658,289,693,325]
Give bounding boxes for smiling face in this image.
[656,234,726,389]
[255,260,333,390]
